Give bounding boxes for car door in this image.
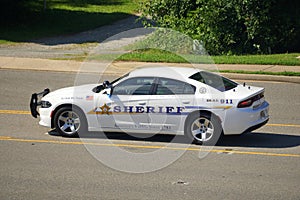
[146,77,196,133]
[96,77,155,131]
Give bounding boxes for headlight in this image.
[41,101,52,108]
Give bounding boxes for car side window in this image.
[189,71,238,92]
[113,77,155,95]
[155,78,195,95]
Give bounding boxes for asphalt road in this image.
[0,69,299,200]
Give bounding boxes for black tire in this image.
[185,112,222,145]
[53,106,87,137]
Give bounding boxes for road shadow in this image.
[1,9,146,45]
[48,130,300,148]
[48,130,191,144]
[218,132,300,148]
[32,14,147,45]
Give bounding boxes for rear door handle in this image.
[138,102,147,105]
[182,100,190,104]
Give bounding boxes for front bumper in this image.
[30,88,50,118]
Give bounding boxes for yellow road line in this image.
[0,136,13,139]
[0,110,31,115]
[267,123,300,128]
[0,136,299,158]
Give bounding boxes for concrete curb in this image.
[0,56,299,83]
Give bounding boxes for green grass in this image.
[0,0,138,43]
[213,53,300,66]
[57,49,300,67]
[119,49,189,63]
[115,49,300,66]
[219,70,300,77]
[52,50,300,76]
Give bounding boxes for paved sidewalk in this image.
[0,56,299,83]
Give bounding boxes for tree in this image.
[140,0,300,55]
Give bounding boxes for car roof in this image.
[128,66,200,81]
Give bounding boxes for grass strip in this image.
[219,70,300,77]
[116,50,300,66]
[57,50,300,67]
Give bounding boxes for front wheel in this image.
[53,106,87,137]
[185,112,222,145]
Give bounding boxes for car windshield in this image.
[189,71,238,92]
[111,73,129,85]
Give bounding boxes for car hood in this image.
[43,84,98,100]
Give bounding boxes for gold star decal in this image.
[100,103,111,115]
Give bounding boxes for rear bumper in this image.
[223,101,269,135]
[242,118,269,134]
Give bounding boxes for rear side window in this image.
[190,71,237,92]
[155,78,195,95]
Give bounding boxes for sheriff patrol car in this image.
[30,67,269,144]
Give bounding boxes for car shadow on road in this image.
[48,130,300,148]
[218,132,300,148]
[48,129,190,144]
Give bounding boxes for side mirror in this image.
[103,81,111,88]
[93,80,112,93]
[93,85,104,93]
[102,81,113,97]
[103,87,113,97]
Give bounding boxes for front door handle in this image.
[138,102,146,105]
[182,100,190,104]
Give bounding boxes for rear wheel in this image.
[185,112,222,145]
[54,106,87,137]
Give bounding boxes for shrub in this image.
[140,0,300,55]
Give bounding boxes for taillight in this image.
[50,110,54,118]
[238,99,253,108]
[238,92,264,108]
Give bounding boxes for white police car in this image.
[30,67,269,144]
